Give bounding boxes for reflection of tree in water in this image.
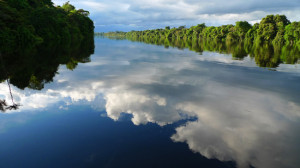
[0,80,20,113]
[1,53,21,112]
[4,79,21,112]
[251,43,281,68]
[0,99,7,112]
[126,36,300,68]
[0,99,21,112]
[0,36,94,112]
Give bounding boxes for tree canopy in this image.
[0,0,94,53]
[104,14,299,49]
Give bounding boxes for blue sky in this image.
[49,0,300,32]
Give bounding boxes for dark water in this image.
[0,37,300,168]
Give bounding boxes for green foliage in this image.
[284,22,300,45]
[0,36,94,90]
[62,1,75,12]
[0,0,94,53]
[104,15,300,48]
[256,14,290,44]
[245,23,259,42]
[235,21,252,40]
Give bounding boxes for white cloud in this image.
[80,1,108,12]
[171,84,300,168]
[105,91,175,126]
[53,0,300,31]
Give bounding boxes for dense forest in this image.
[0,0,95,111]
[104,15,299,48]
[0,0,94,53]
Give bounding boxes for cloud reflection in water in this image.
[1,38,300,168]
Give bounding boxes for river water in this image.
[0,37,300,168]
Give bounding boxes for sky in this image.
[52,0,300,32]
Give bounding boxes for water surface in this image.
[0,37,300,168]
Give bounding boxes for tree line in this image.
[104,15,300,49]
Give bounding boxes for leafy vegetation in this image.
[0,0,94,53]
[103,14,300,48]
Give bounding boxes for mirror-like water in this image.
[0,37,300,168]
